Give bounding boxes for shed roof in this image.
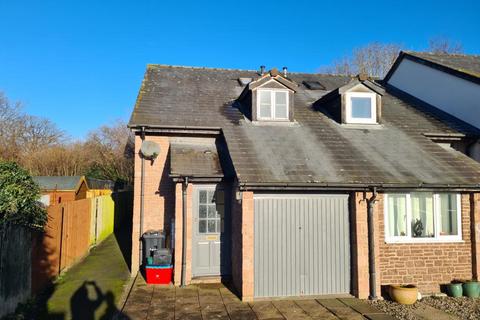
[33,176,83,191]
[34,176,114,192]
[129,65,480,189]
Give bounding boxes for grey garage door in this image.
[254,194,350,298]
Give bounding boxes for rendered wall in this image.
[388,58,480,129]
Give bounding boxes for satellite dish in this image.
[140,141,161,159]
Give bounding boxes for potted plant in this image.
[446,280,463,297]
[389,285,418,305]
[463,280,480,298]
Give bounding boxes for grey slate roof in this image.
[129,65,480,188]
[385,51,480,86]
[33,176,82,191]
[170,142,223,177]
[406,51,480,78]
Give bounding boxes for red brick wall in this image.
[377,193,474,294]
[173,182,193,285]
[230,185,243,296]
[351,192,377,299]
[131,135,175,274]
[230,188,254,300]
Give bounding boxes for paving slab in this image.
[294,300,339,319]
[317,299,363,320]
[272,300,312,320]
[338,298,382,315]
[122,276,398,320]
[364,314,396,320]
[227,308,258,320]
[250,301,284,319]
[411,304,461,320]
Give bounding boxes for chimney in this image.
[357,73,369,81]
[283,66,288,77]
[270,68,279,77]
[259,65,266,75]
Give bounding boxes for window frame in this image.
[256,89,289,121]
[384,193,462,243]
[345,92,377,124]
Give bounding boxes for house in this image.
[128,64,480,301]
[34,176,114,206]
[384,51,480,160]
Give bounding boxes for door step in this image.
[191,276,224,284]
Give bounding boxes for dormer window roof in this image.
[345,92,377,124]
[314,76,383,125]
[237,67,297,122]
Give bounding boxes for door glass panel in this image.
[207,190,215,203]
[208,220,216,233]
[198,188,223,234]
[199,205,207,218]
[208,205,216,218]
[199,190,207,204]
[199,220,207,233]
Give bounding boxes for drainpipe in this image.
[367,187,378,300]
[139,127,146,269]
[181,176,189,287]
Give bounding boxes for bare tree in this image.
[321,42,402,78]
[428,37,463,54]
[0,93,65,161]
[84,120,134,184]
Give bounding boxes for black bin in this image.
[142,230,166,264]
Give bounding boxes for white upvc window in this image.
[257,89,289,120]
[384,192,462,243]
[345,92,377,124]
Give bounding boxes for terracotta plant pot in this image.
[446,283,463,297]
[389,285,418,305]
[463,281,480,298]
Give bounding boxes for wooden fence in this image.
[31,191,132,294]
[0,224,32,318]
[0,191,132,317]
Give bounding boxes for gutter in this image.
[238,181,480,191]
[367,187,378,300]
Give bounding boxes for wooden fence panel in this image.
[61,199,91,271]
[0,224,32,317]
[31,205,62,293]
[31,192,131,294]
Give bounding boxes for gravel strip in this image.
[367,300,422,320]
[421,296,480,320]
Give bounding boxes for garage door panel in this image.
[254,195,350,298]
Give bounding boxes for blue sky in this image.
[1,0,479,139]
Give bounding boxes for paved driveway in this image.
[120,277,393,320]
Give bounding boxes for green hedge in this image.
[0,161,47,230]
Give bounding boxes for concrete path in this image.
[122,276,394,320]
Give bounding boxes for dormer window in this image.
[257,89,289,120]
[345,92,377,124]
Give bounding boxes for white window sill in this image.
[385,238,464,244]
[251,120,297,126]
